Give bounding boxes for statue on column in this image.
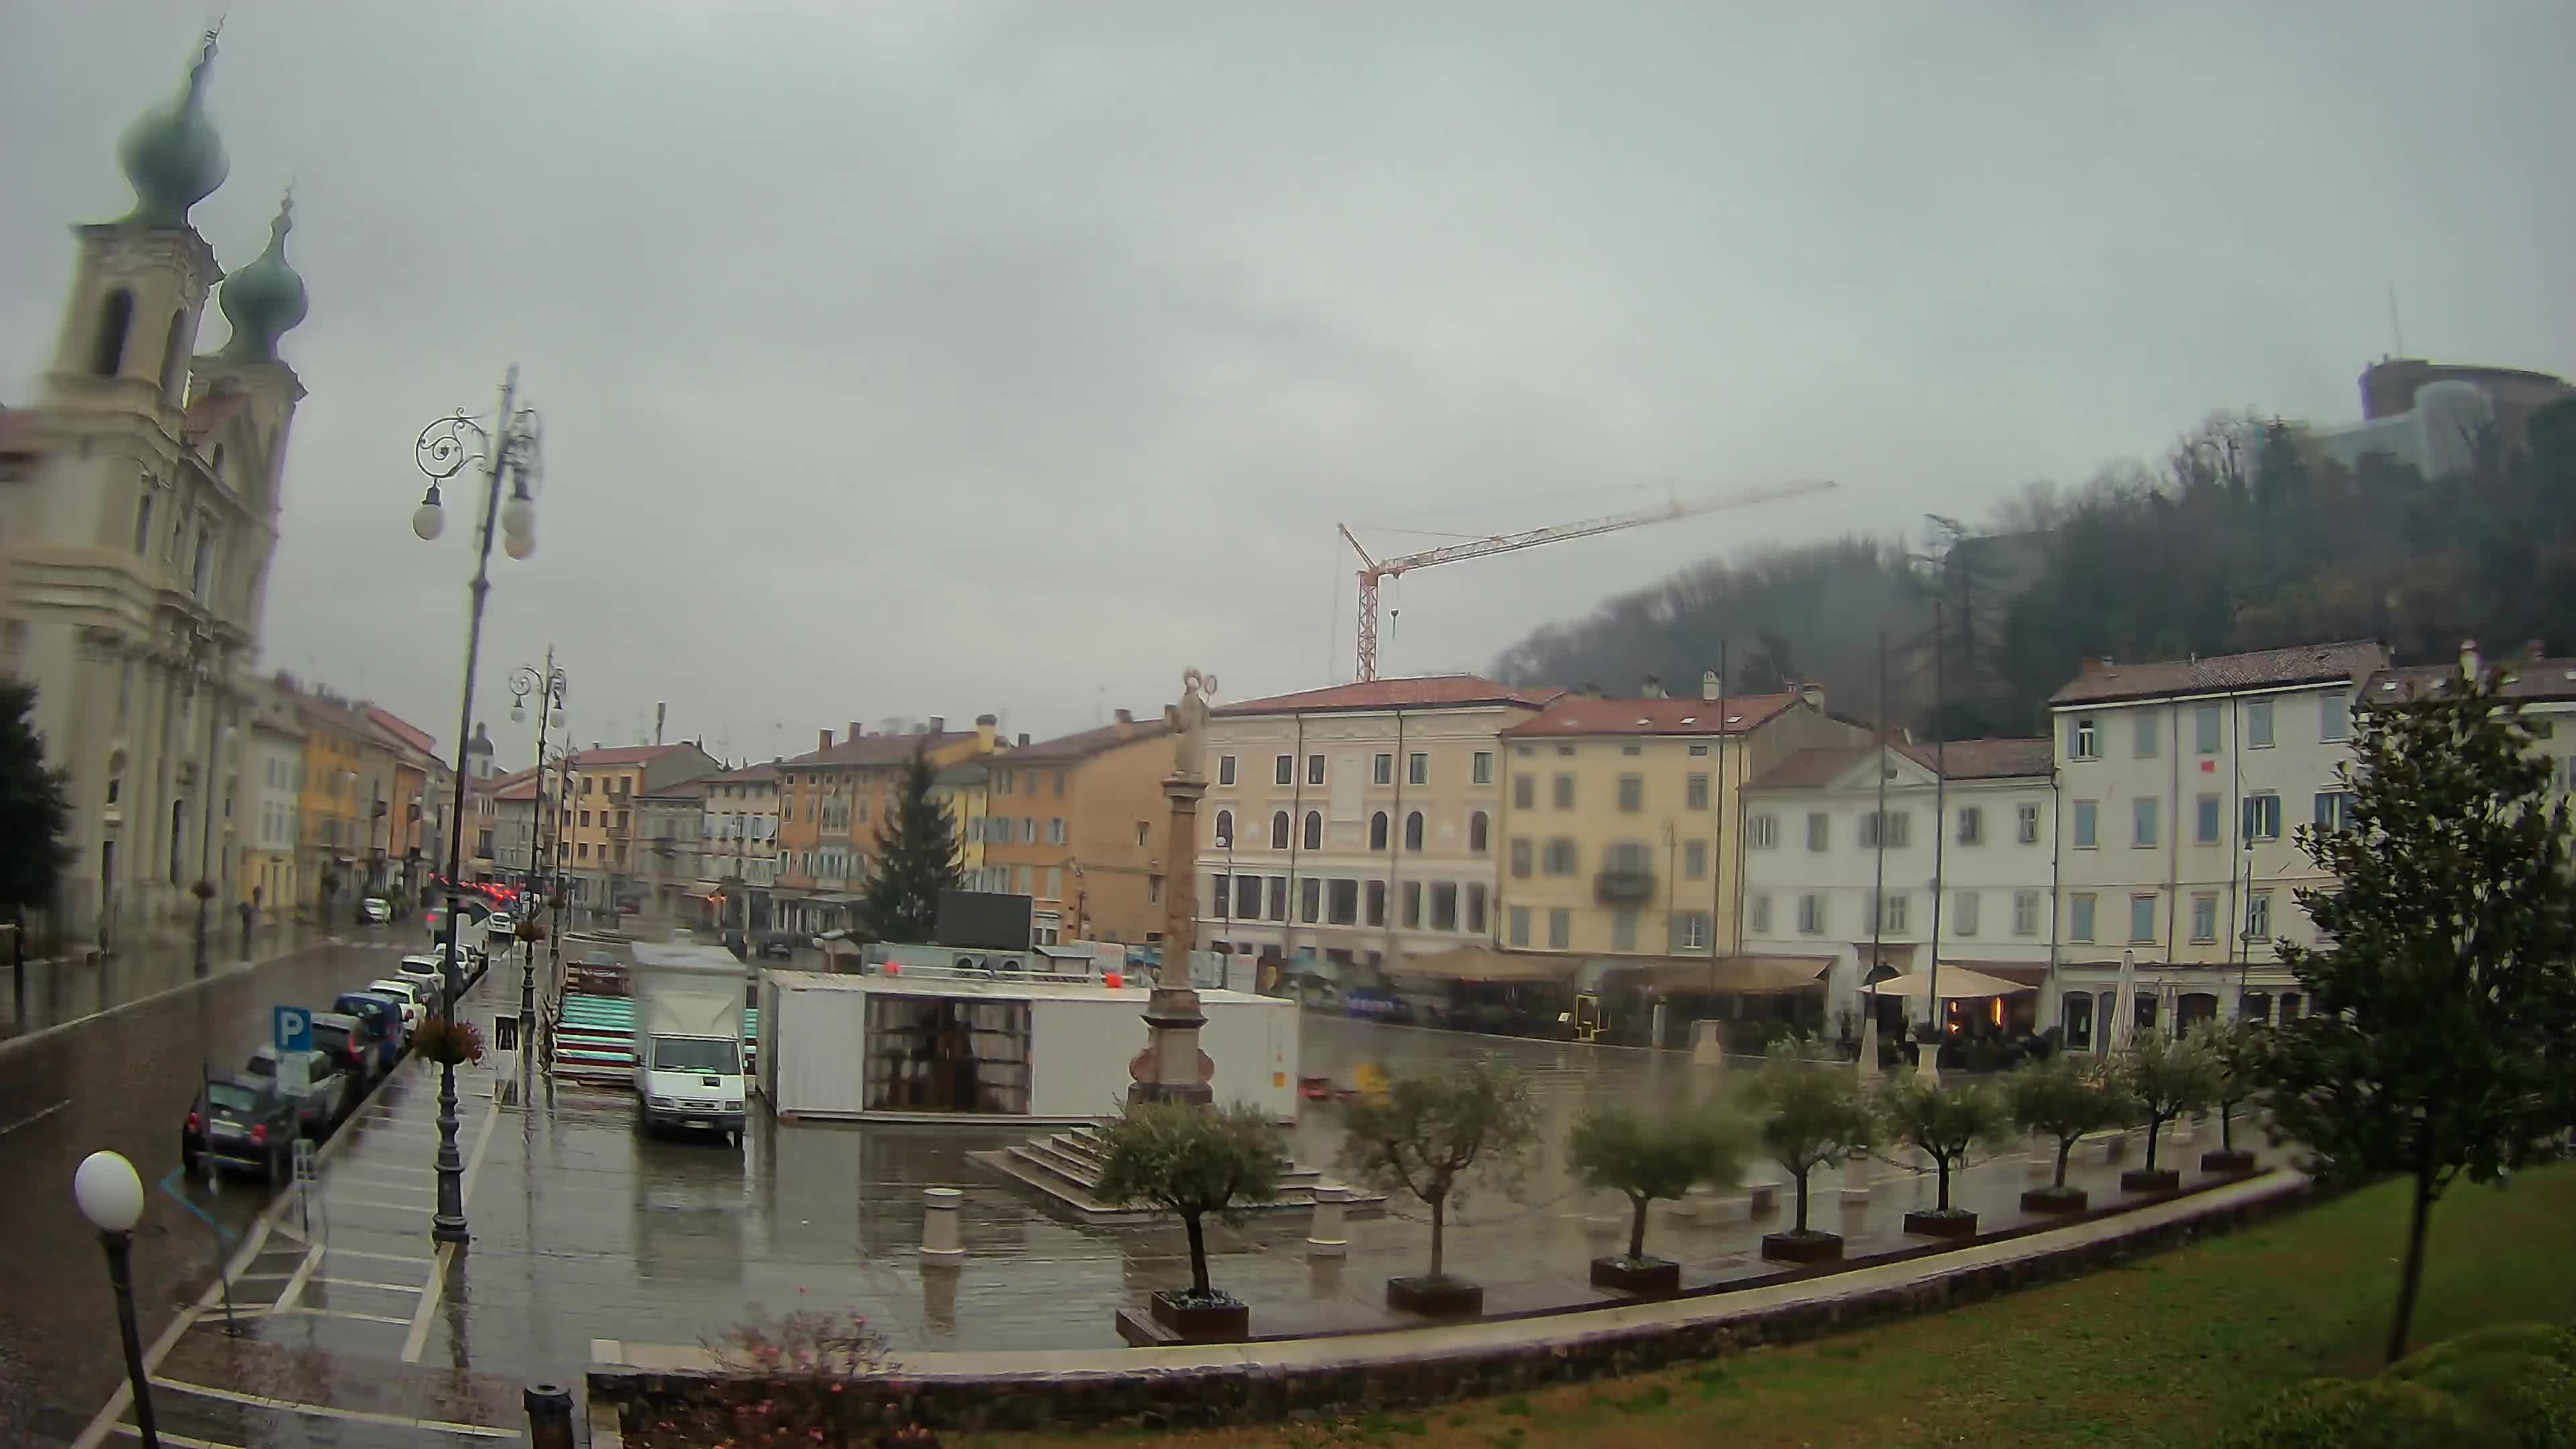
[1173,668,1218,777]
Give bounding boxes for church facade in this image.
[0,30,312,947]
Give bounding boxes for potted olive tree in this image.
[2007,1054,2131,1214]
[1566,1100,1750,1296]
[1742,1040,1878,1265]
[1337,1058,1538,1318]
[1094,1100,1283,1343]
[2188,1018,2265,1175]
[2116,1028,2219,1193]
[1878,1074,2009,1239]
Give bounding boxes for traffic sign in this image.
[277,1047,311,1099]
[273,1006,312,1054]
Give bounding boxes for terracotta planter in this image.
[1902,1208,1979,1239]
[2120,1167,2182,1194]
[1588,1255,1680,1296]
[2200,1148,2259,1175]
[1146,1289,1249,1343]
[2020,1185,2089,1214]
[1385,1275,1484,1318]
[1759,1230,1843,1265]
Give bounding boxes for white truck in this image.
[630,941,750,1145]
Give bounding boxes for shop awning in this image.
[1610,955,1833,996]
[1944,960,2049,990]
[1864,965,2035,1000]
[1386,945,1578,985]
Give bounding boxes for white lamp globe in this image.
[411,499,445,541]
[502,530,535,561]
[74,1150,145,1234]
[498,495,536,541]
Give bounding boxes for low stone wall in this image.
[592,1171,2312,1436]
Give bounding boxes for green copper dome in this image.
[115,30,228,227]
[217,193,309,362]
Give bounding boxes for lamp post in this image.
[74,1150,160,1448]
[508,653,567,1047]
[184,623,225,980]
[411,368,543,1244]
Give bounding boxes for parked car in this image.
[486,912,516,940]
[364,978,426,1032]
[361,896,392,924]
[243,1045,354,1139]
[757,932,800,961]
[398,953,465,1007]
[309,1011,386,1087]
[334,991,409,1059]
[182,1075,297,1183]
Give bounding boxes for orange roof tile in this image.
[1216,675,1562,717]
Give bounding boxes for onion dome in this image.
[217,193,309,362]
[116,29,229,227]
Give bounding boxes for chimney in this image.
[1701,669,1719,702]
[819,728,834,751]
[845,720,862,743]
[929,715,947,735]
[1641,675,1666,698]
[975,713,998,751]
[1017,733,1030,747]
[2461,639,2482,680]
[1799,683,1826,712]
[1113,706,1134,739]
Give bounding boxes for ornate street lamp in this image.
[74,1150,159,1448]
[410,368,543,1244]
[508,653,567,1071]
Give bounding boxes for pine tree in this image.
[2263,665,2576,1364]
[857,746,960,944]
[0,680,72,919]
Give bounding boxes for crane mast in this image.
[1340,477,1837,682]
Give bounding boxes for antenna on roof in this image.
[2386,282,2407,358]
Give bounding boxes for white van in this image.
[629,941,749,1145]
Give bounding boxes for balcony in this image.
[1593,869,1656,906]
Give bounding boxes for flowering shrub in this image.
[412,1016,486,1066]
[633,1307,906,1447]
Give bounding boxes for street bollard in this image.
[1837,1151,1872,1208]
[1305,1185,1349,1257]
[920,1187,965,1263]
[523,1383,576,1449]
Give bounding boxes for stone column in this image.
[919,1186,965,1263]
[1130,671,1218,1110]
[1305,1185,1350,1256]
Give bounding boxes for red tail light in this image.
[186,1111,201,1134]
[250,1123,269,1146]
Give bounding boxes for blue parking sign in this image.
[274,1005,313,1055]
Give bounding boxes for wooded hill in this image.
[1493,399,2576,738]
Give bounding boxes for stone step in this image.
[978,1142,1383,1224]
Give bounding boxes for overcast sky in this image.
[6,3,2571,763]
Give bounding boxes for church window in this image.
[92,289,134,376]
[133,488,155,555]
[159,309,189,398]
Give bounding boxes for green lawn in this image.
[988,1163,2576,1449]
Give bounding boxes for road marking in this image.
[272,1305,416,1325]
[400,1096,500,1364]
[151,1377,521,1438]
[0,1097,71,1135]
[317,1275,427,1293]
[327,1196,434,1213]
[111,1426,242,1449]
[326,1246,434,1265]
[272,1240,325,1314]
[335,1162,435,1175]
[331,1173,436,1191]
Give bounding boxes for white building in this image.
[2365,644,2576,790]
[0,34,309,944]
[1739,738,2057,1036]
[241,689,305,914]
[1193,676,1558,975]
[2045,641,2390,1045]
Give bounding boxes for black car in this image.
[182,1075,297,1183]
[309,1011,385,1087]
[757,932,800,961]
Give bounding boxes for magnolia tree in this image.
[2007,1054,2133,1202]
[1337,1058,1539,1286]
[2118,1028,2220,1178]
[1876,1074,2009,1219]
[1741,1039,1878,1242]
[1094,1102,1284,1304]
[2261,667,2576,1364]
[1567,1101,1751,1264]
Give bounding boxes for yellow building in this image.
[560,742,722,915]
[773,714,1000,936]
[290,690,378,916]
[930,759,995,887]
[980,710,1176,945]
[1493,680,1866,962]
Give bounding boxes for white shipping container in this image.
[758,969,1297,1123]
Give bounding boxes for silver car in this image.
[243,1045,353,1139]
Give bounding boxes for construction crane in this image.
[1338,478,1838,682]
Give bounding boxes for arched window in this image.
[1213,809,1233,848]
[1302,810,1322,851]
[1468,810,1490,853]
[1404,811,1425,851]
[1369,812,1389,851]
[159,309,189,398]
[92,288,135,377]
[1270,811,1290,850]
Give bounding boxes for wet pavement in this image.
[48,963,2277,1446]
[1,918,329,1038]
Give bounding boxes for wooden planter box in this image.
[2200,1148,2259,1175]
[2120,1167,2182,1194]
[2020,1185,2089,1214]
[1588,1256,1681,1296]
[1146,1290,1249,1343]
[1902,1208,1979,1239]
[1386,1276,1485,1318]
[1759,1230,1843,1265]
